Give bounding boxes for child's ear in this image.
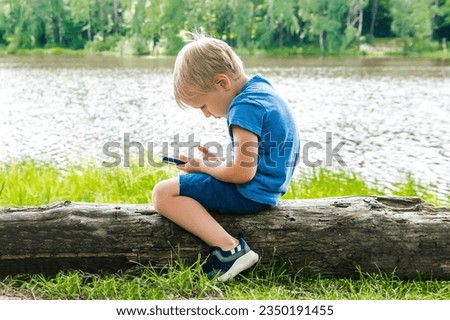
[214,74,231,90]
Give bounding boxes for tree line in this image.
[0,0,449,55]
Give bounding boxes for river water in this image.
[0,55,449,197]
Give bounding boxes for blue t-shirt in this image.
[227,74,300,205]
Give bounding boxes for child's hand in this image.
[198,145,225,162]
[176,150,222,174]
[176,154,202,173]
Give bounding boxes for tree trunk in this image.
[369,0,379,43]
[347,0,364,47]
[58,17,63,46]
[87,20,92,42]
[0,196,449,279]
[319,31,324,53]
[278,21,284,48]
[357,0,363,44]
[113,0,119,34]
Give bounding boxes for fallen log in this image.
[0,196,449,279]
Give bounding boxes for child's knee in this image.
[152,181,166,212]
[152,178,179,212]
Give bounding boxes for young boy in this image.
[152,34,300,281]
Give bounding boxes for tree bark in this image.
[358,0,363,43]
[0,196,449,279]
[113,0,119,34]
[369,0,379,43]
[319,31,324,53]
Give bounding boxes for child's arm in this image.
[178,126,258,184]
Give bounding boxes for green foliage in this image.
[0,0,448,55]
[229,0,255,49]
[0,5,6,45]
[131,0,146,36]
[435,0,450,40]
[390,0,435,54]
[258,0,300,49]
[86,34,121,52]
[299,0,350,53]
[159,0,187,55]
[128,35,150,55]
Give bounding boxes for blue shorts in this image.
[179,173,271,214]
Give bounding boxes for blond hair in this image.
[173,34,245,108]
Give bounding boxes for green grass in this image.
[2,258,449,300]
[0,47,89,56]
[1,160,445,207]
[0,160,449,300]
[283,168,383,200]
[283,167,447,207]
[0,159,175,206]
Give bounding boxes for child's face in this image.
[183,75,234,119]
[187,90,229,118]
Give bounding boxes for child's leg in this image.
[152,177,238,250]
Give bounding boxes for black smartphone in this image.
[162,156,186,165]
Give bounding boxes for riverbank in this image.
[1,39,449,59]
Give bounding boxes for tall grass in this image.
[0,160,448,299]
[0,160,445,207]
[391,173,442,206]
[283,168,383,200]
[0,160,175,206]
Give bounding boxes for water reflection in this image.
[0,55,449,198]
